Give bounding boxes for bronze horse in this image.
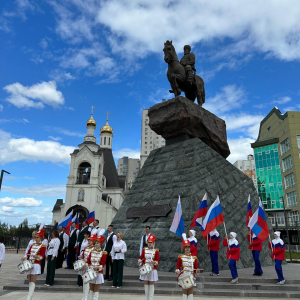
[163,40,205,105]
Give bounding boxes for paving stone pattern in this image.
[112,138,274,272]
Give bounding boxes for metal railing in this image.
[285,245,300,253]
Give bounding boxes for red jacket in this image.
[247,234,262,251]
[223,238,240,261]
[86,250,107,274]
[27,243,46,265]
[207,235,220,252]
[269,241,285,261]
[139,247,159,270]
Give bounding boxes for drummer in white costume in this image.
[175,240,200,300]
[77,233,95,300]
[138,234,159,300]
[85,235,107,300]
[21,228,46,300]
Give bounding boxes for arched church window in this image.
[102,175,106,187]
[104,137,106,145]
[76,162,91,184]
[108,137,111,145]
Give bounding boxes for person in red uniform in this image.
[223,232,240,284]
[85,235,107,300]
[21,228,46,300]
[269,231,285,285]
[138,234,159,300]
[176,240,200,300]
[207,229,220,276]
[247,232,263,276]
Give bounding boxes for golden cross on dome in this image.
[91,105,95,115]
[106,111,110,122]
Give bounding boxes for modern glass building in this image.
[251,107,300,244]
[253,144,283,210]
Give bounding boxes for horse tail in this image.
[195,75,205,106]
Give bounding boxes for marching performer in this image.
[138,234,159,300]
[175,239,200,300]
[22,228,46,300]
[223,232,240,284]
[247,232,263,276]
[182,231,198,257]
[77,233,95,299]
[269,231,285,285]
[85,235,107,300]
[207,229,220,276]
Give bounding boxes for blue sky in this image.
[0,0,300,226]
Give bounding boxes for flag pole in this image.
[223,222,229,249]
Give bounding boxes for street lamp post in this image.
[0,169,10,191]
[280,196,292,262]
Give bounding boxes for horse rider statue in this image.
[180,45,196,85]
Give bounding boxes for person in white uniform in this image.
[0,235,5,268]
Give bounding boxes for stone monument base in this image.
[112,138,273,272]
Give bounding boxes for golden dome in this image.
[101,121,113,134]
[86,115,96,127]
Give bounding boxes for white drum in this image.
[18,260,33,274]
[74,259,86,271]
[139,263,152,275]
[178,272,194,289]
[82,269,97,284]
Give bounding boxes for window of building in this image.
[144,151,147,154]
[76,162,91,184]
[284,173,295,189]
[280,138,290,155]
[276,212,285,226]
[267,126,271,132]
[240,167,243,170]
[268,213,275,226]
[297,135,300,148]
[145,137,147,140]
[150,146,152,149]
[282,155,292,172]
[150,141,152,144]
[108,137,111,145]
[288,210,299,226]
[286,191,297,207]
[104,137,106,145]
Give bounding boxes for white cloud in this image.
[45,126,85,138]
[113,148,140,159]
[222,113,264,139]
[0,118,29,124]
[227,137,255,164]
[48,136,62,141]
[39,38,48,49]
[2,184,66,197]
[49,69,77,83]
[0,104,3,111]
[274,96,292,104]
[1,206,14,212]
[203,85,247,115]
[0,197,42,207]
[0,129,75,164]
[3,81,65,109]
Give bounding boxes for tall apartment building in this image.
[251,107,300,244]
[140,109,166,168]
[117,156,140,190]
[233,154,257,189]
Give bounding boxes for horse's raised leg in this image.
[171,74,181,96]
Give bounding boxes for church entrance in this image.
[66,205,89,227]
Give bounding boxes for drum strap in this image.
[29,244,43,261]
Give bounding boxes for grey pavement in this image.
[1,253,299,300]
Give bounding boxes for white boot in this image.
[182,295,188,300]
[144,285,149,300]
[188,295,193,300]
[82,282,89,300]
[88,291,94,300]
[93,292,99,300]
[149,285,155,300]
[27,282,35,300]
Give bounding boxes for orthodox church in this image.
[52,110,126,228]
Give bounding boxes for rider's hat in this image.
[183,45,191,51]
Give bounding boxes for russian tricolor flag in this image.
[170,196,185,237]
[190,193,208,228]
[76,213,80,229]
[247,194,253,229]
[248,199,269,242]
[57,210,73,231]
[200,196,224,238]
[66,213,77,235]
[86,210,95,225]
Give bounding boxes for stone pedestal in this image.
[111,138,273,272]
[148,96,230,158]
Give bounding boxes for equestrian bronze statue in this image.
[163,41,205,106]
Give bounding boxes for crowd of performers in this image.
[20,222,286,300]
